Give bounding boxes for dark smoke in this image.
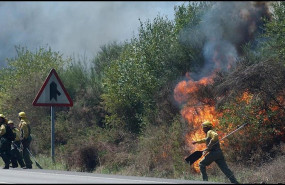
[179,2,271,80]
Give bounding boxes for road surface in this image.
[0,168,219,184]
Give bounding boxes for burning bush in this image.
[215,60,285,163]
[173,1,279,174]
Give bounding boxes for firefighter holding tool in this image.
[8,120,25,168]
[192,121,239,184]
[18,112,33,169]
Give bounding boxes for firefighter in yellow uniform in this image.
[0,114,11,169]
[8,120,25,168]
[18,112,33,169]
[192,121,239,184]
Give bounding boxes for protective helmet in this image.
[202,121,213,128]
[18,112,26,118]
[8,120,14,124]
[0,114,6,119]
[0,114,8,123]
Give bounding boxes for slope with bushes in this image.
[0,2,284,184]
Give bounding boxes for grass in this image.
[0,154,67,170]
[201,154,285,184]
[237,155,285,184]
[0,149,284,184]
[34,154,67,170]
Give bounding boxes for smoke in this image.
[0,1,184,68]
[179,2,271,80]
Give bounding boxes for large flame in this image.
[173,1,272,173]
[174,74,221,172]
[175,81,254,172]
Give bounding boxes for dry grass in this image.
[190,154,285,184]
[238,154,285,184]
[1,145,282,184]
[191,143,285,184]
[230,143,285,184]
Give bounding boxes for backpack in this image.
[3,124,16,141]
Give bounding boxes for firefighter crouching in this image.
[18,112,33,169]
[8,120,25,168]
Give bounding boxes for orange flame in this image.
[173,1,275,174]
[174,74,221,172]
[239,91,253,104]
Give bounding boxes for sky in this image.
[0,1,187,67]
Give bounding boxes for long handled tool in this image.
[185,122,248,165]
[12,142,43,169]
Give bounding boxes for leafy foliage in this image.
[102,16,183,133]
[0,46,68,153]
[0,2,284,183]
[261,2,285,62]
[213,2,285,162]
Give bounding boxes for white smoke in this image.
[0,1,185,68]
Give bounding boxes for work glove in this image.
[203,142,214,155]
[207,140,215,150]
[202,150,208,156]
[203,148,209,155]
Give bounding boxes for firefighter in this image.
[18,112,33,169]
[8,120,25,168]
[192,121,239,184]
[0,114,11,169]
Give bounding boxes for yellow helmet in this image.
[202,121,213,128]
[0,114,8,123]
[18,112,27,118]
[8,120,14,124]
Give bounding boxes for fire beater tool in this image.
[12,142,43,169]
[185,122,248,165]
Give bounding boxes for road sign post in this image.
[51,106,55,162]
[33,69,73,162]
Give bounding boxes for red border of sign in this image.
[32,69,73,107]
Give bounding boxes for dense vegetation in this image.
[0,2,284,183]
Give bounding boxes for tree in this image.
[259,2,285,62]
[101,15,181,134]
[0,45,70,153]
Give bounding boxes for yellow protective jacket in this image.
[195,130,219,144]
[0,124,6,136]
[18,118,31,140]
[195,129,221,151]
[12,127,21,142]
[0,118,8,136]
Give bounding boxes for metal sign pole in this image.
[33,69,73,164]
[51,106,55,163]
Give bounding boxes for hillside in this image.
[0,2,284,184]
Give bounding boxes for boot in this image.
[199,164,208,181]
[11,161,18,168]
[23,165,32,169]
[229,175,239,184]
[18,160,25,168]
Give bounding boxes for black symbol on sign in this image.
[50,81,61,101]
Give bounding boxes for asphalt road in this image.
[0,168,218,184]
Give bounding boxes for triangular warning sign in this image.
[33,69,73,107]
